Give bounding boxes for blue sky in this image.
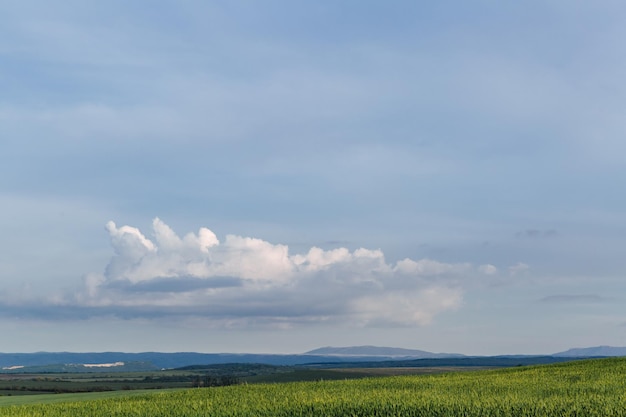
[1,1,626,355]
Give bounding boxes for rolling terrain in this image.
[1,345,624,373]
[2,358,626,415]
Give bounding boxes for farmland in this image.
[1,357,625,416]
[0,364,480,396]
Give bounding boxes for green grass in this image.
[0,389,181,407]
[1,358,626,416]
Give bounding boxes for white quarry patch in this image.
[82,362,125,368]
[2,365,24,370]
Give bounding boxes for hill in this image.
[1,345,623,372]
[553,345,626,357]
[0,351,441,371]
[304,345,462,358]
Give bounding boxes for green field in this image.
[0,364,483,396]
[1,358,625,416]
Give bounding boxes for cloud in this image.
[106,276,242,293]
[478,264,498,275]
[0,218,504,328]
[394,258,471,276]
[352,287,463,327]
[508,262,530,276]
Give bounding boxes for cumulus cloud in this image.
[3,219,501,327]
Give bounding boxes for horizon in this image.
[0,344,623,358]
[2,2,626,355]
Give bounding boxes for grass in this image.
[1,357,625,416]
[0,389,181,407]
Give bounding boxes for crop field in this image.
[0,364,486,395]
[1,357,625,416]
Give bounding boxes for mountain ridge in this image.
[1,345,625,371]
[552,345,626,357]
[304,345,463,358]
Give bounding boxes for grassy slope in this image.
[1,358,625,416]
[0,389,181,407]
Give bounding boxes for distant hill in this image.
[304,346,463,358]
[553,346,626,357]
[2,345,622,372]
[0,351,446,371]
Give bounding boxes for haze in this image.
[1,1,625,355]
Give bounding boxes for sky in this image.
[1,1,626,355]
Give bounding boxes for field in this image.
[0,364,487,395]
[1,357,625,416]
[0,364,287,395]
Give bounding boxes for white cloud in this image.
[479,264,498,275]
[509,262,530,276]
[51,218,491,327]
[394,258,471,276]
[352,287,463,327]
[106,221,156,256]
[0,218,508,328]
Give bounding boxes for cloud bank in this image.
[5,219,501,328]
